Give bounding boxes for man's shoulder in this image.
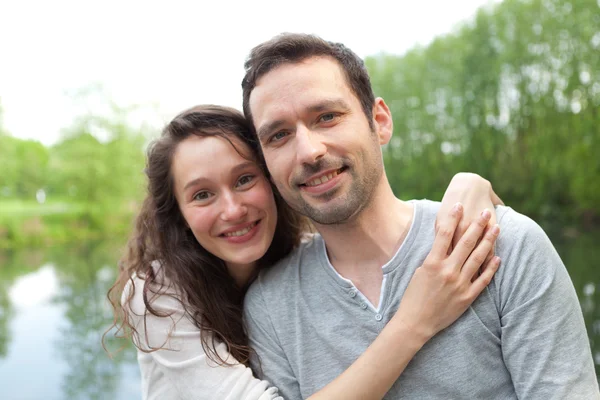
[493,206,566,289]
[411,201,555,272]
[496,206,551,249]
[413,200,547,247]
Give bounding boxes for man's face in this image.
[249,56,390,225]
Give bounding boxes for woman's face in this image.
[172,134,278,286]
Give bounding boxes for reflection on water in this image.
[0,243,140,400]
[0,230,599,399]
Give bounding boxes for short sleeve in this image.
[495,210,599,399]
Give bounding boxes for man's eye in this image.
[319,113,336,122]
[271,131,289,142]
[193,191,211,201]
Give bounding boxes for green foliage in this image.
[0,200,132,248]
[553,230,600,377]
[2,0,600,246]
[368,0,600,224]
[0,136,49,199]
[0,103,147,247]
[0,101,5,136]
[47,113,146,206]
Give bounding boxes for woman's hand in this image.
[436,172,503,253]
[393,202,500,343]
[306,203,501,400]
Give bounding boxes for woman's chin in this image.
[224,248,267,284]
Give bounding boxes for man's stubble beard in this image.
[279,144,384,226]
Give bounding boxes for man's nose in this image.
[295,125,326,165]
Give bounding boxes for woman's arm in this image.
[307,203,500,400]
[125,276,282,400]
[131,195,498,399]
[437,172,504,250]
[131,205,496,400]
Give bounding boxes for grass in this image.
[0,200,87,218]
[0,199,135,248]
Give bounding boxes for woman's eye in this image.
[236,174,255,187]
[193,191,212,201]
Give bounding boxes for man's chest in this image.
[271,281,515,399]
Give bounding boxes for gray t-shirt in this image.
[243,200,599,399]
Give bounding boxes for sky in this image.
[0,0,500,145]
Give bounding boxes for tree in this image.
[366,0,600,224]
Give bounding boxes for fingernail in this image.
[494,256,501,265]
[481,209,491,219]
[453,202,463,212]
[491,224,500,235]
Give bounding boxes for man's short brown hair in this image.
[241,33,376,132]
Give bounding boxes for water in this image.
[0,243,141,400]
[0,230,599,399]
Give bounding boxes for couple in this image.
[107,33,598,399]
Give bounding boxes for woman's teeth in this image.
[224,222,257,237]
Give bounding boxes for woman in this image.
[105,105,501,399]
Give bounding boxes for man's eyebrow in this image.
[256,99,350,142]
[257,120,285,142]
[306,99,351,113]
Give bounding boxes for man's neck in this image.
[314,182,414,305]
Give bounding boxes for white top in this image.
[125,265,282,400]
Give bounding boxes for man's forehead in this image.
[250,58,351,117]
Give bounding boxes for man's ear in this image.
[372,97,393,145]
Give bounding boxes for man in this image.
[241,33,598,399]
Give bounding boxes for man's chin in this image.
[301,201,359,225]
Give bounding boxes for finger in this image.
[450,209,492,266]
[430,202,463,259]
[451,219,470,256]
[488,209,498,230]
[480,241,495,278]
[460,224,500,282]
[476,224,499,275]
[482,225,498,259]
[477,225,493,261]
[467,256,501,298]
[471,230,497,281]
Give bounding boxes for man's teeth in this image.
[224,223,256,237]
[306,171,339,187]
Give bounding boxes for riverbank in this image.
[1,199,597,249]
[0,200,135,248]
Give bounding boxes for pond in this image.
[0,229,599,399]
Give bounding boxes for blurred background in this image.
[1,0,599,398]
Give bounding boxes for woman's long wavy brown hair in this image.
[103,105,306,366]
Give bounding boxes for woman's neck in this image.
[226,261,258,289]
